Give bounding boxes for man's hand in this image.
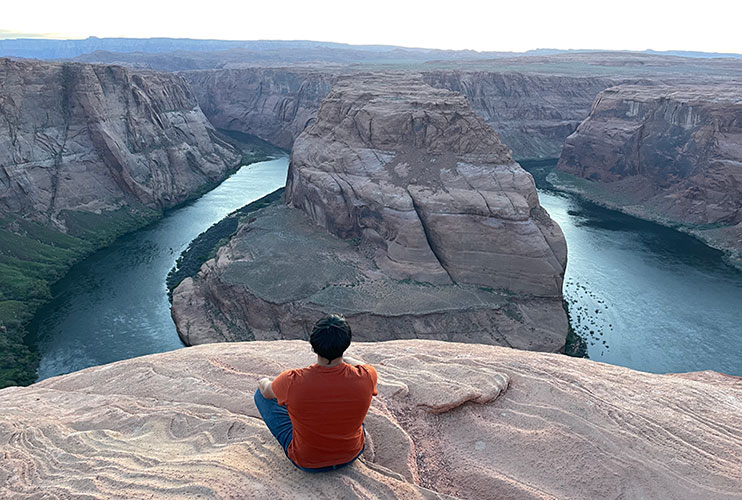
[258,377,276,399]
[343,355,365,366]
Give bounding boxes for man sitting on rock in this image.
[254,313,378,472]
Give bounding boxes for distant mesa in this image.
[171,73,569,350]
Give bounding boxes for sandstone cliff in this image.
[286,74,566,293]
[182,68,618,159]
[0,58,240,388]
[0,58,240,223]
[1,340,740,499]
[422,71,617,159]
[556,84,742,267]
[171,74,568,351]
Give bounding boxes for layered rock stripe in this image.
[1,341,740,499]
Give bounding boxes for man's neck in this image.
[316,355,343,367]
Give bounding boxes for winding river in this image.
[30,157,742,380]
[31,157,289,380]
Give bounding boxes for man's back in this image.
[272,362,378,469]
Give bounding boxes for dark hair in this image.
[310,314,352,361]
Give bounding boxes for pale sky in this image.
[3,0,742,54]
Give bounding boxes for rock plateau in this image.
[556,84,742,267]
[1,340,740,499]
[172,74,568,351]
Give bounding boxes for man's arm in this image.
[258,377,277,399]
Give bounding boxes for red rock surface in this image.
[1,340,740,499]
[287,73,566,295]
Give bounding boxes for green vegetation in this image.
[0,208,159,389]
[166,188,285,296]
[563,298,588,358]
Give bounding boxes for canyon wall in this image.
[0,58,240,387]
[171,74,568,351]
[182,68,336,150]
[1,340,740,499]
[556,84,742,267]
[183,68,617,159]
[422,71,617,159]
[0,58,240,224]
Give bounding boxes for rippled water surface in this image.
[31,158,289,380]
[537,183,742,376]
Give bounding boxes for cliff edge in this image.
[1,341,740,499]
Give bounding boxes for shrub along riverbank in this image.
[167,188,285,296]
[0,209,160,387]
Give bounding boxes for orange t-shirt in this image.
[271,362,378,469]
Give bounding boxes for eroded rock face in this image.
[1,341,740,499]
[422,71,618,160]
[182,68,336,150]
[0,58,240,227]
[287,73,566,295]
[556,84,742,266]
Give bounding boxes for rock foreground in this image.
[556,84,742,267]
[1,341,740,499]
[172,74,568,349]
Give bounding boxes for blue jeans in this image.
[253,389,364,472]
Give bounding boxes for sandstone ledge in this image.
[1,340,740,499]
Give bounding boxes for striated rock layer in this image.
[182,67,619,159]
[0,58,240,226]
[172,74,568,349]
[556,84,742,267]
[1,341,740,499]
